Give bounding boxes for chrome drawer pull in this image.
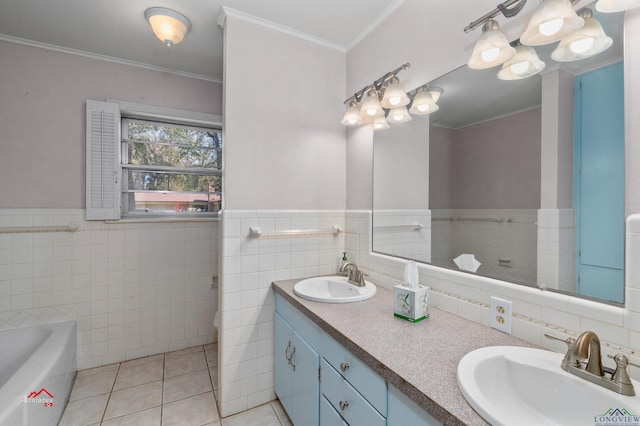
[340,362,350,372]
[339,400,349,411]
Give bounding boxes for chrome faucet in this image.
[340,262,366,287]
[545,331,636,396]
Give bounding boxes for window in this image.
[85,100,222,221]
[121,118,222,217]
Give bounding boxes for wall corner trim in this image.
[218,6,346,52]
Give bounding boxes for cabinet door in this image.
[274,313,294,415]
[290,328,320,426]
[274,311,320,426]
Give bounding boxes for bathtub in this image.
[0,321,77,426]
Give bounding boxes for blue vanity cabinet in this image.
[387,385,442,426]
[274,297,323,426]
[274,291,443,426]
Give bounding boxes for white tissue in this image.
[402,260,419,289]
[454,254,481,273]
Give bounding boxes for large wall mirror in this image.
[372,5,625,304]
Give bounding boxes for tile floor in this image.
[60,343,292,426]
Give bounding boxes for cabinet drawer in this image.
[321,358,385,426]
[321,395,348,426]
[321,333,387,415]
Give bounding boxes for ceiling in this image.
[0,0,401,82]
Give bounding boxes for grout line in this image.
[99,362,121,424]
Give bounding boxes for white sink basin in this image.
[293,276,376,303]
[457,346,640,426]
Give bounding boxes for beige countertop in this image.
[272,278,537,426]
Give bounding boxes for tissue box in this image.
[394,284,429,322]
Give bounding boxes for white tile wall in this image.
[217,210,345,417]
[372,209,431,262]
[538,209,576,293]
[430,209,538,284]
[0,209,218,369]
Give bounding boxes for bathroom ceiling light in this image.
[381,76,410,109]
[551,8,612,61]
[596,0,640,12]
[468,20,516,69]
[409,86,439,115]
[520,0,584,46]
[341,100,363,126]
[497,42,545,80]
[360,89,386,118]
[387,106,412,124]
[145,7,192,47]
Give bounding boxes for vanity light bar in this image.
[343,63,411,105]
[464,0,528,33]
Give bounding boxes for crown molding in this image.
[218,6,346,52]
[0,34,222,84]
[347,0,406,51]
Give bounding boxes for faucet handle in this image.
[544,333,575,347]
[607,354,636,395]
[544,333,580,369]
[608,353,640,369]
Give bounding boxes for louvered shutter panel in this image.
[86,100,121,220]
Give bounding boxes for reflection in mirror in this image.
[372,6,624,304]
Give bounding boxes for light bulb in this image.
[539,18,564,36]
[373,116,389,130]
[481,48,500,63]
[570,37,595,53]
[360,89,384,118]
[417,104,429,112]
[381,76,410,109]
[468,20,515,69]
[510,61,530,75]
[341,100,362,126]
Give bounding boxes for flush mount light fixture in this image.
[551,8,612,61]
[596,0,640,12]
[498,42,545,80]
[145,7,192,47]
[520,0,584,46]
[468,20,516,69]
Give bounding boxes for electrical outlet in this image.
[490,296,512,334]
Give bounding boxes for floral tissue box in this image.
[394,284,429,323]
